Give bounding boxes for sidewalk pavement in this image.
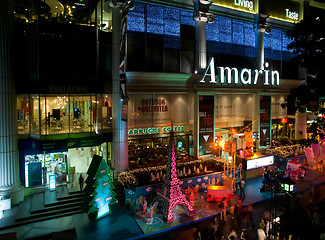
[0,167,324,240]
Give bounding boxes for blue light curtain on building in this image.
[127,2,294,60]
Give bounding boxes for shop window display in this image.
[14,0,113,32]
[30,95,40,135]
[17,94,110,136]
[102,95,112,129]
[95,95,103,133]
[69,95,92,133]
[128,135,190,170]
[25,152,68,187]
[25,155,42,187]
[43,95,69,135]
[24,142,111,189]
[17,95,30,134]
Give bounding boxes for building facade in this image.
[124,0,308,168]
[1,0,325,204]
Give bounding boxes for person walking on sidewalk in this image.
[219,197,227,220]
[257,227,267,240]
[240,178,246,199]
[79,173,84,191]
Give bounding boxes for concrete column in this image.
[194,18,207,157]
[255,29,264,70]
[195,20,207,73]
[111,6,128,175]
[252,92,260,148]
[0,0,24,205]
[295,111,307,140]
[194,93,199,158]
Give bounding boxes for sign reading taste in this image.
[128,126,184,135]
[285,9,298,20]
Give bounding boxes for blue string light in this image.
[181,10,195,26]
[127,3,295,60]
[146,5,164,35]
[127,2,145,32]
[164,8,180,37]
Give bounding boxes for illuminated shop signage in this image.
[234,0,253,11]
[140,98,168,112]
[246,155,274,170]
[212,0,257,13]
[262,0,302,23]
[49,175,56,190]
[49,85,88,93]
[280,118,287,124]
[200,58,280,86]
[285,9,298,21]
[73,0,88,7]
[128,126,184,135]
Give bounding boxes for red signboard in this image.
[280,118,287,124]
[199,95,214,156]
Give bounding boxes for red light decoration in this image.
[280,118,287,124]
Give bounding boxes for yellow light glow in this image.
[219,140,225,149]
[269,15,300,23]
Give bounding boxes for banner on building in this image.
[199,95,214,156]
[260,95,271,147]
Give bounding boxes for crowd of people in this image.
[194,182,325,240]
[195,200,261,240]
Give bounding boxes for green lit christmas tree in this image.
[82,155,117,220]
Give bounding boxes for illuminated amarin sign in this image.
[199,58,280,86]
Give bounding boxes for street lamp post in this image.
[260,170,295,239]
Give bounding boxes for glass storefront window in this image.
[24,142,111,188]
[18,94,112,135]
[69,95,91,133]
[44,95,69,135]
[14,1,112,32]
[30,95,40,135]
[90,94,97,133]
[102,95,112,130]
[40,95,47,135]
[96,94,102,133]
[25,151,68,187]
[128,135,189,170]
[17,95,30,134]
